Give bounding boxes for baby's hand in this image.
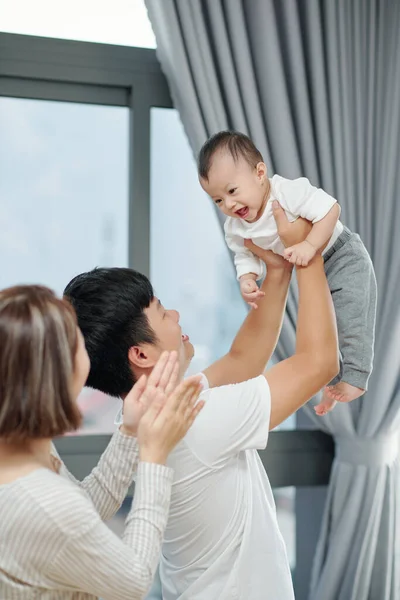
[283,240,316,266]
[239,277,265,310]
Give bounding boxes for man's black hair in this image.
[198,131,264,181]
[64,267,156,397]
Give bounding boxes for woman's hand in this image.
[121,351,180,437]
[137,375,204,465]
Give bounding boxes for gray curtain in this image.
[145,1,400,599]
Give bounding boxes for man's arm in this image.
[266,254,339,430]
[204,205,312,388]
[204,262,292,388]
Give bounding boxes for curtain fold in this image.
[145,1,400,598]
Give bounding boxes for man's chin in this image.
[180,344,194,379]
[185,340,195,361]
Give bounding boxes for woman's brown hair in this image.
[0,285,82,440]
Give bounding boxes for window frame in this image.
[0,31,172,275]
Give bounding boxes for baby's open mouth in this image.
[235,207,249,219]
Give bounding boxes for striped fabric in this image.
[0,429,173,599]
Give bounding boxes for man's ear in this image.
[128,344,159,370]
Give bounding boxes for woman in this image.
[0,285,204,599]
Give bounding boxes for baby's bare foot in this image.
[315,389,337,416]
[325,382,365,403]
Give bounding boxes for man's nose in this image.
[169,309,180,322]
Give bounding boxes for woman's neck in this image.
[0,438,53,469]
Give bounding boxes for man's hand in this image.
[272,200,312,247]
[244,240,292,273]
[243,201,313,270]
[239,276,264,309]
[284,240,316,266]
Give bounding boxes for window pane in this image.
[0,96,129,433]
[150,108,247,373]
[0,0,156,48]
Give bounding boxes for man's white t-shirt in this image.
[154,374,294,600]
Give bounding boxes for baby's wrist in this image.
[240,273,258,283]
[304,239,317,252]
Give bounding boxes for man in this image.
[64,205,338,599]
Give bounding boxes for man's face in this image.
[200,152,267,222]
[143,298,194,377]
[72,328,91,400]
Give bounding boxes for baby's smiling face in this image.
[200,151,269,223]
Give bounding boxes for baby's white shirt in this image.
[224,174,344,279]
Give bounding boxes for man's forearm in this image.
[204,266,292,387]
[231,267,292,363]
[295,256,338,358]
[267,256,339,429]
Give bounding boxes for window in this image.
[0,96,129,293]
[0,95,129,433]
[0,0,156,48]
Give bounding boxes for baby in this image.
[198,131,377,415]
